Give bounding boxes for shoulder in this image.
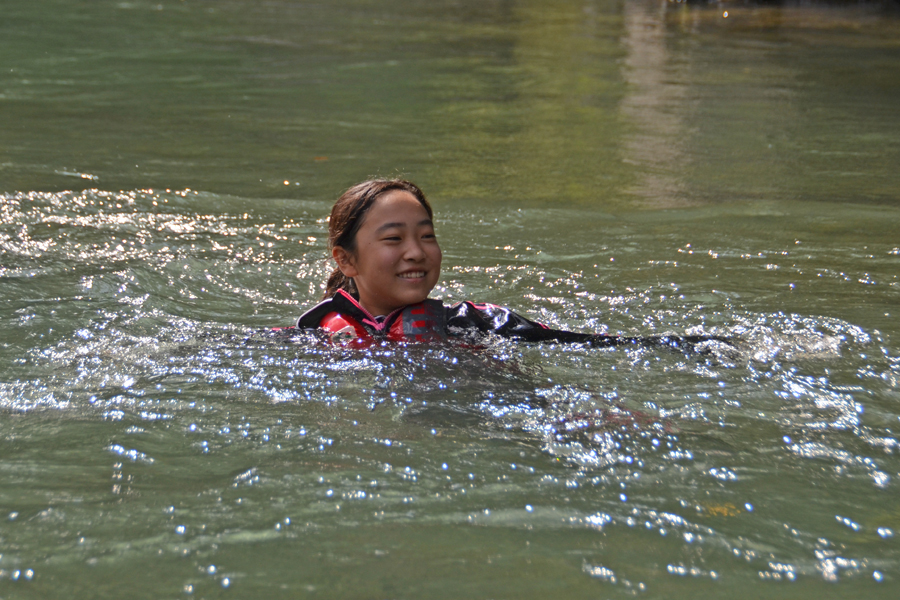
[447,300,540,322]
[295,290,364,329]
[445,300,539,330]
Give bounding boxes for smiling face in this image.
[332,190,442,317]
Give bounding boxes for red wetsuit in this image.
[292,289,592,345]
[294,290,565,345]
[291,290,729,351]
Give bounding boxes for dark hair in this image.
[324,179,433,298]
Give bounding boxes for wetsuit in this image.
[293,290,728,351]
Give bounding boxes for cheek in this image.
[361,245,397,271]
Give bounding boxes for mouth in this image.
[397,271,426,280]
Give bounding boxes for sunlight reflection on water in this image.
[2,0,900,595]
[2,187,898,596]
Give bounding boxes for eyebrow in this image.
[375,219,434,232]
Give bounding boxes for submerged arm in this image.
[446,301,730,352]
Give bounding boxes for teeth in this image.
[398,271,425,279]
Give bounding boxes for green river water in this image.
[2,0,900,598]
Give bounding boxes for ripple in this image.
[2,189,900,591]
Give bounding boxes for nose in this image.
[402,238,426,262]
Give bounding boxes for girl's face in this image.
[333,190,442,317]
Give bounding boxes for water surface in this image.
[2,1,900,598]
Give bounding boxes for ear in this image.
[332,246,359,278]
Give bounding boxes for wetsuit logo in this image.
[330,324,359,343]
[400,300,447,342]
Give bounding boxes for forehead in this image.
[362,190,431,226]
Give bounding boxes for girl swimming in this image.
[294,179,728,350]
